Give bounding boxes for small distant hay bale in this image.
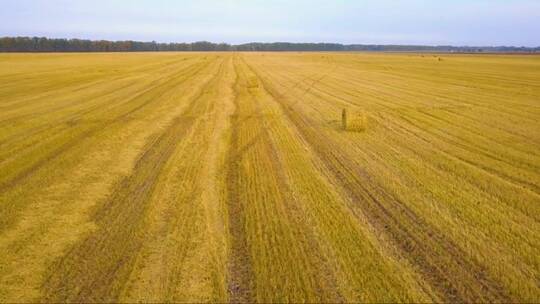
[348,112,368,132]
[342,108,367,132]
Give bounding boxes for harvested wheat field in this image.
[0,52,539,303]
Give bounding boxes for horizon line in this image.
[2,36,539,49]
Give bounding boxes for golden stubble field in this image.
[0,52,539,302]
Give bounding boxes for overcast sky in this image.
[1,0,539,46]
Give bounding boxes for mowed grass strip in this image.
[226,57,346,302]
[119,56,236,302]
[40,57,226,302]
[0,56,208,192]
[245,55,518,302]
[0,56,213,235]
[0,54,219,301]
[237,57,437,302]
[243,52,539,301]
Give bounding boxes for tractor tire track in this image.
[225,58,256,303]
[120,57,231,302]
[225,57,343,302]
[40,58,224,303]
[241,62,344,303]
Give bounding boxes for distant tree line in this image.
[1,37,538,53]
[0,37,233,52]
[234,42,346,51]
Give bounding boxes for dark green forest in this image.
[1,36,538,52]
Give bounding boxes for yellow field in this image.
[0,52,539,302]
